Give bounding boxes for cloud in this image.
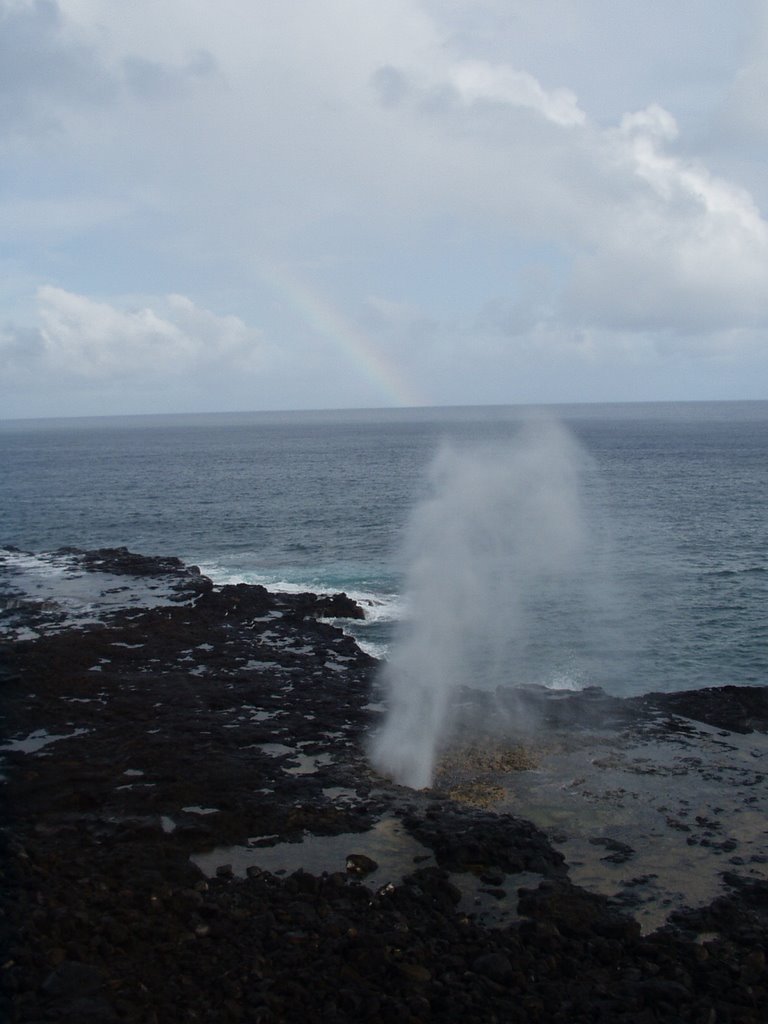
[363,48,768,334]
[449,60,585,127]
[562,105,768,332]
[2,1,768,416]
[0,0,115,133]
[1,287,263,381]
[0,0,217,141]
[370,54,585,128]
[369,65,410,108]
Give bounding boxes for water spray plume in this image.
[369,421,588,789]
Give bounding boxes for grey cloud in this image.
[0,1,219,136]
[122,50,218,101]
[186,50,218,79]
[369,65,465,118]
[370,65,411,107]
[0,0,117,132]
[122,57,179,100]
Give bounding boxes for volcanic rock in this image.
[2,548,768,1023]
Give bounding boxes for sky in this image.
[1,0,768,419]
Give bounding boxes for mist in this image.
[368,420,593,789]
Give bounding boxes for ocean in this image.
[1,401,766,697]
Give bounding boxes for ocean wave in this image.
[353,637,389,660]
[196,561,405,625]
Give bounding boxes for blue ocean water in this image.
[1,402,766,696]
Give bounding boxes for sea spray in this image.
[369,421,589,789]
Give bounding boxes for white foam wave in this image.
[541,673,586,692]
[196,561,404,625]
[2,549,74,580]
[353,638,389,660]
[345,590,404,625]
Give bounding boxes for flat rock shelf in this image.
[1,547,767,1023]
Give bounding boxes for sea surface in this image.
[1,401,766,697]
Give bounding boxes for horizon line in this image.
[2,396,767,427]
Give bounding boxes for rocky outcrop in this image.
[1,549,767,1022]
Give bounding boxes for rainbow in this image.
[260,262,424,407]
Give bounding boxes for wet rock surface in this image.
[2,547,768,1022]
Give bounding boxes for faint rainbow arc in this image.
[260,263,424,408]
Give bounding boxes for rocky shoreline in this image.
[2,547,767,1022]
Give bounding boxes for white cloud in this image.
[1,287,264,380]
[562,105,768,332]
[449,60,585,127]
[38,287,188,376]
[360,52,768,333]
